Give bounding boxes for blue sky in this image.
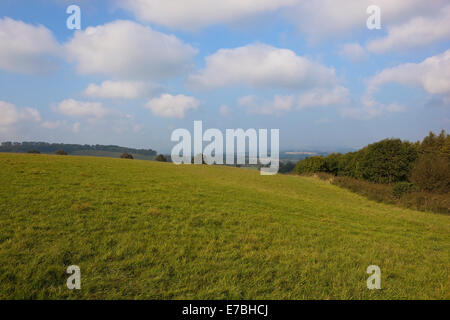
[0,0,449,153]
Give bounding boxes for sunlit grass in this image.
[0,153,448,299]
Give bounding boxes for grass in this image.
[0,153,448,299]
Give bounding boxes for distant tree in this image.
[155,154,167,162]
[28,150,40,154]
[120,153,133,159]
[55,150,68,155]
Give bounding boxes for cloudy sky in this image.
[0,0,449,153]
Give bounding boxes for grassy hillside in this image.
[0,153,448,299]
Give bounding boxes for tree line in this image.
[294,130,449,211]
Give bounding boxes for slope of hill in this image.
[0,153,448,299]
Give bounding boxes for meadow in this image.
[0,153,448,299]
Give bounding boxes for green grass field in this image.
[0,153,448,299]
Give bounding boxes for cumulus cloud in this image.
[0,17,61,74]
[55,99,111,118]
[0,101,41,134]
[117,0,298,30]
[367,6,450,53]
[338,43,367,62]
[344,50,450,119]
[286,0,446,39]
[65,20,197,80]
[367,49,450,97]
[145,94,199,118]
[84,80,161,99]
[188,43,338,90]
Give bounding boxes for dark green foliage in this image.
[155,154,167,162]
[120,153,134,159]
[323,153,342,175]
[410,130,450,194]
[392,182,415,199]
[295,156,326,174]
[55,150,67,155]
[410,154,449,193]
[359,139,418,184]
[27,150,40,154]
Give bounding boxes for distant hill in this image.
[0,141,157,159]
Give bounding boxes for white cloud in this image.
[238,95,295,115]
[84,80,161,99]
[367,6,450,53]
[0,101,41,134]
[188,43,338,90]
[298,86,350,109]
[286,0,446,39]
[117,0,298,30]
[367,49,450,96]
[55,99,111,118]
[338,43,367,62]
[344,50,450,119]
[145,94,199,118]
[0,17,61,74]
[65,20,197,80]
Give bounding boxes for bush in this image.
[332,176,396,204]
[155,154,167,162]
[295,156,326,174]
[55,150,67,155]
[392,182,415,198]
[329,176,448,214]
[410,154,450,194]
[399,192,449,214]
[120,153,133,159]
[27,150,40,154]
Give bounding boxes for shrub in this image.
[55,150,67,155]
[120,153,133,159]
[399,192,449,214]
[295,156,326,174]
[155,154,167,162]
[28,150,40,154]
[410,154,450,194]
[332,176,396,204]
[392,182,414,198]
